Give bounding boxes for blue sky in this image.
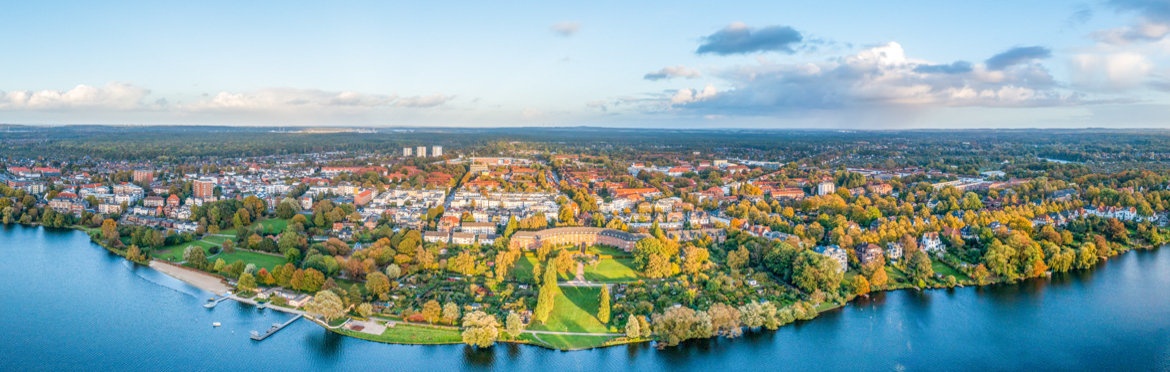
[1,0,1168,128]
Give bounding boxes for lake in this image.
[2,225,1169,371]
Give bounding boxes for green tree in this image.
[237,272,257,292]
[791,251,842,294]
[625,316,642,339]
[533,259,560,324]
[365,272,391,300]
[598,285,611,324]
[905,249,934,286]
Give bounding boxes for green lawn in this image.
[254,218,289,235]
[586,245,632,258]
[527,286,611,334]
[521,333,618,350]
[582,258,640,283]
[152,240,218,261]
[511,255,537,283]
[215,250,287,271]
[931,261,972,282]
[338,323,463,345]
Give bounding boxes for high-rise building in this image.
[432,145,443,157]
[132,169,154,183]
[816,181,836,196]
[193,178,216,198]
[403,147,413,157]
[416,146,427,157]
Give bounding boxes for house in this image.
[460,221,496,235]
[451,232,475,245]
[143,196,165,207]
[854,243,884,266]
[813,245,847,273]
[921,232,945,255]
[885,242,903,261]
[423,231,450,244]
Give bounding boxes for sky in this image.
[1,0,1169,129]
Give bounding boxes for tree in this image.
[651,306,713,347]
[306,290,346,322]
[442,302,461,324]
[101,219,119,245]
[505,312,524,339]
[681,245,709,275]
[385,263,402,279]
[237,272,257,292]
[421,300,442,323]
[1076,242,1098,270]
[905,249,934,286]
[357,303,373,317]
[126,245,143,262]
[868,266,888,289]
[183,246,207,270]
[222,239,235,254]
[727,246,750,271]
[984,240,1017,281]
[851,275,870,296]
[533,259,559,324]
[598,285,611,324]
[365,272,391,301]
[625,316,642,339]
[707,303,743,338]
[461,311,500,348]
[971,264,990,285]
[792,251,843,294]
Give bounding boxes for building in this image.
[813,245,847,273]
[509,227,648,252]
[816,181,836,196]
[854,243,885,266]
[451,232,475,245]
[885,242,904,261]
[143,196,165,207]
[416,146,427,157]
[460,221,497,235]
[354,189,373,206]
[432,145,443,157]
[403,147,413,157]
[423,230,449,244]
[98,203,122,214]
[193,178,216,198]
[921,232,945,255]
[132,170,154,184]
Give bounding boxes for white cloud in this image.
[670,85,718,105]
[184,88,451,112]
[1070,52,1154,91]
[643,65,702,81]
[0,82,153,110]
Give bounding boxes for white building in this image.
[813,245,848,273]
[921,232,945,255]
[403,147,413,157]
[432,145,443,157]
[416,146,427,157]
[816,181,836,196]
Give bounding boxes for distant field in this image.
[583,258,640,282]
[339,323,462,345]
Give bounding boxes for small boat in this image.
[213,322,221,327]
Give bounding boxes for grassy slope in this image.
[528,286,611,334]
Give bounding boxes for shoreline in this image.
[148,260,232,294]
[31,223,1170,351]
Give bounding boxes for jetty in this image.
[203,294,231,308]
[250,314,303,341]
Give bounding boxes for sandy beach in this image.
[149,261,231,294]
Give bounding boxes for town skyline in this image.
[3,0,1170,128]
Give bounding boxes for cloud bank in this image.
[696,23,803,55]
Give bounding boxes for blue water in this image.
[2,225,1170,371]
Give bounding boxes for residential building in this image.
[885,242,904,261]
[403,147,413,157]
[416,146,427,157]
[132,169,154,183]
[813,245,847,273]
[509,227,648,252]
[921,232,945,255]
[854,243,885,266]
[816,181,836,196]
[193,178,216,198]
[432,145,443,157]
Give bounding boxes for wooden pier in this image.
[250,314,303,341]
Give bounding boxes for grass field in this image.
[152,240,218,261]
[528,286,611,334]
[215,250,286,271]
[582,258,640,282]
[338,323,462,345]
[511,255,537,283]
[254,218,289,235]
[932,261,971,282]
[520,333,619,350]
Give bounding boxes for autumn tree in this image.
[365,272,391,301]
[533,259,559,324]
[306,290,346,322]
[442,302,461,324]
[505,312,524,339]
[421,300,442,323]
[707,303,743,338]
[461,311,500,348]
